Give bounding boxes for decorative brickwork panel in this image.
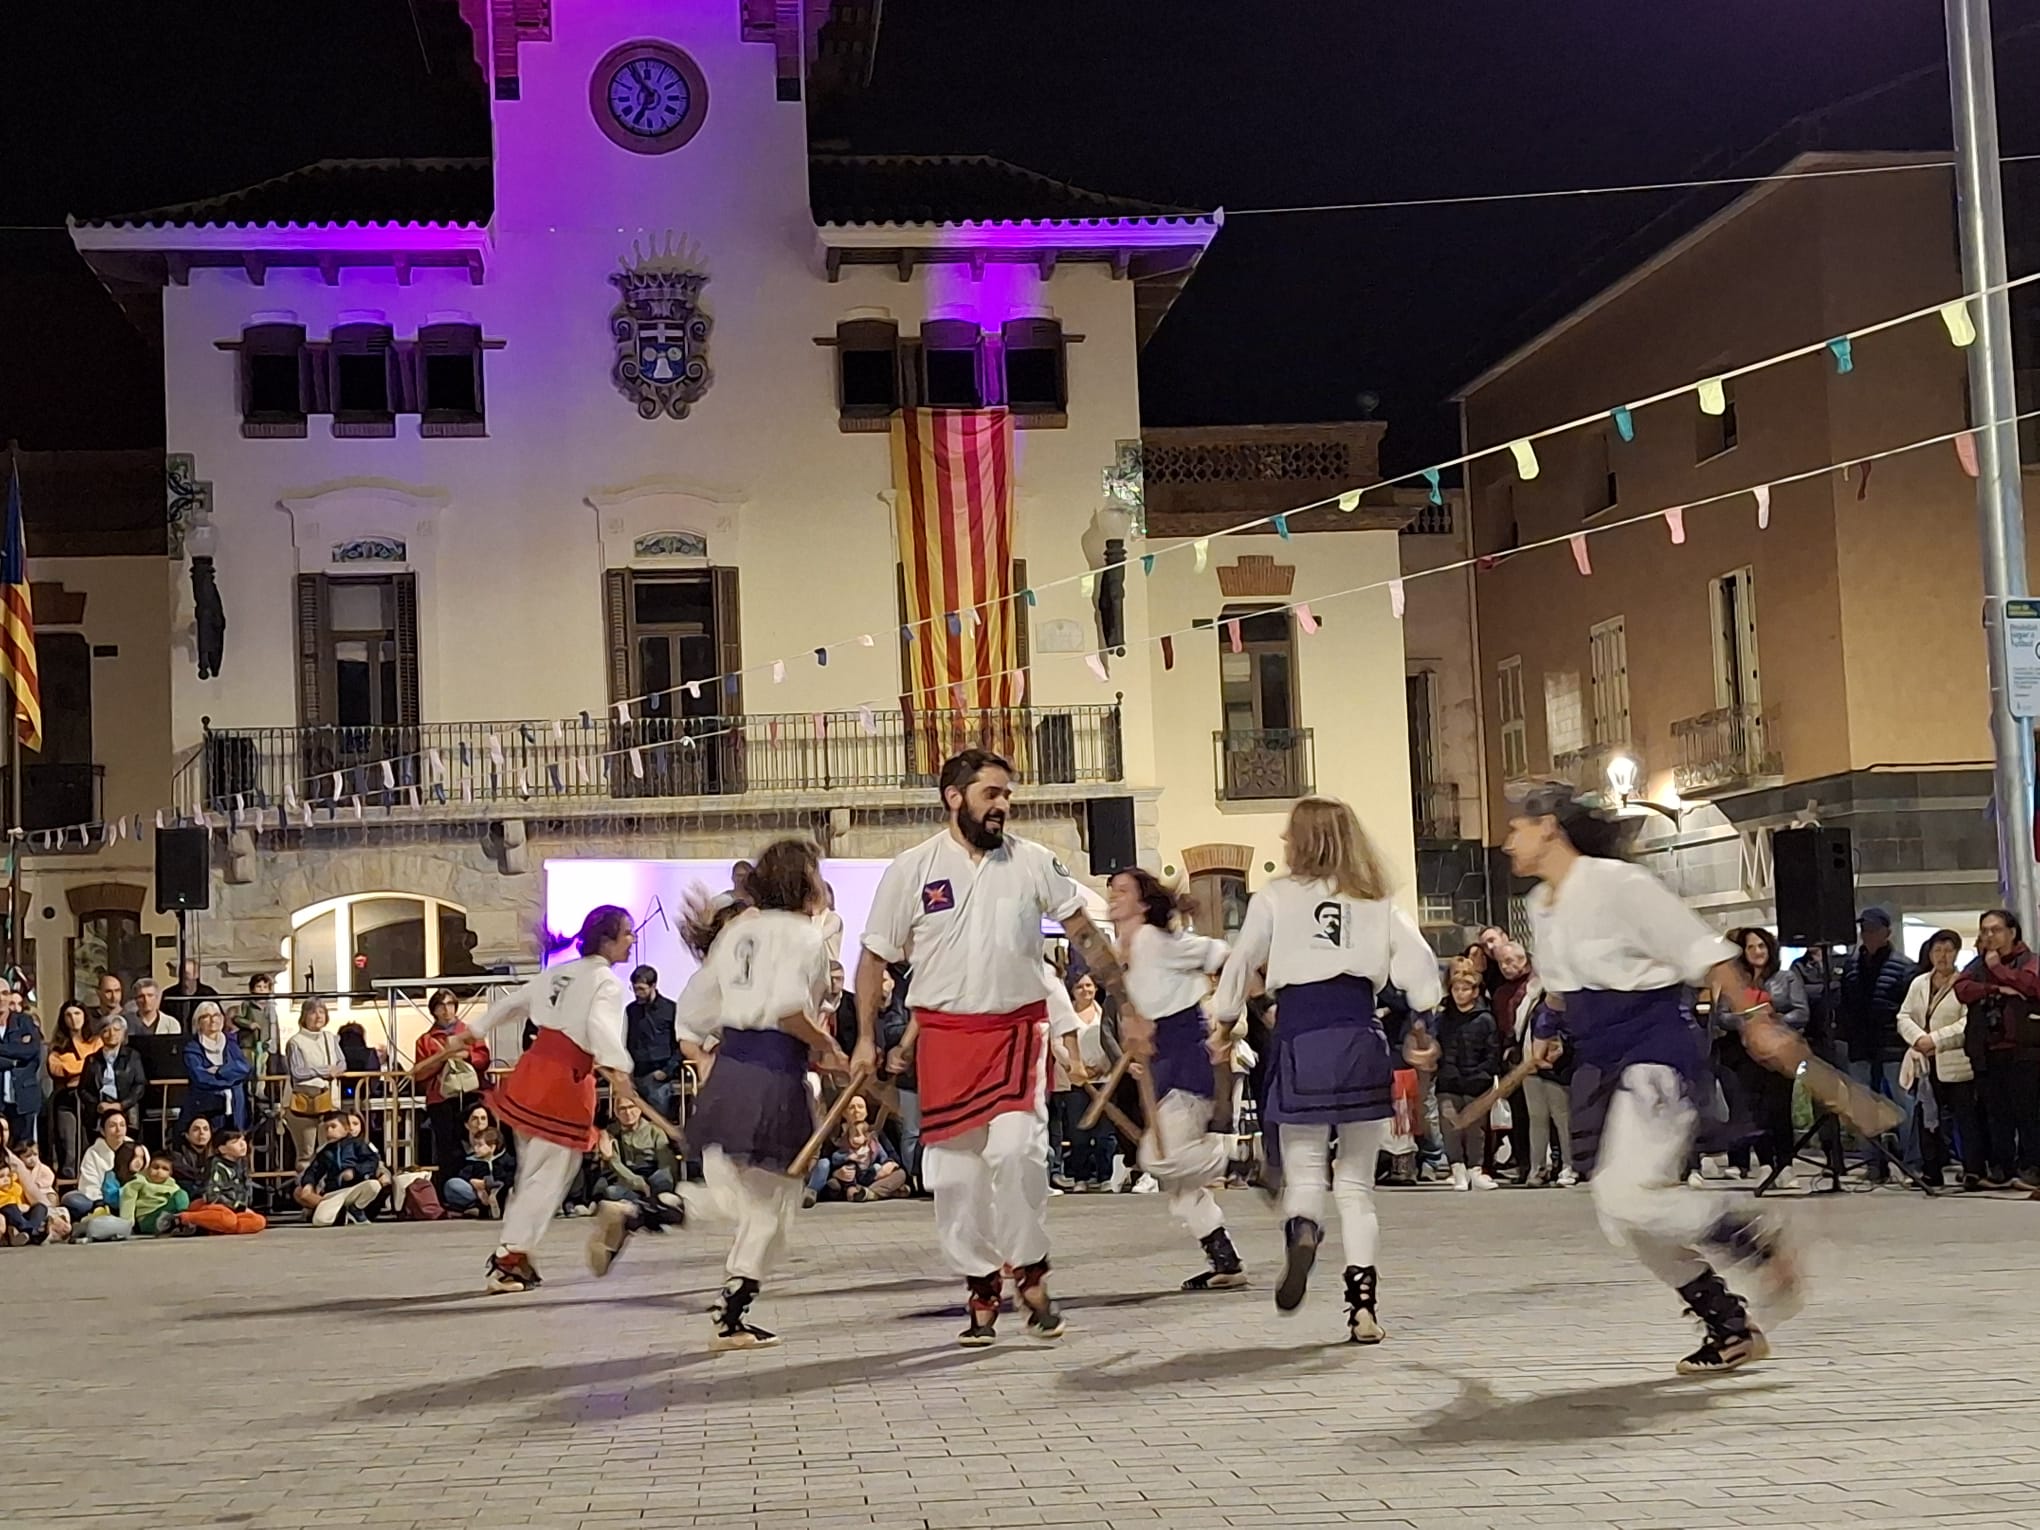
[1215,556,1294,598]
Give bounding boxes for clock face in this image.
[590,43,708,153]
[606,56,691,138]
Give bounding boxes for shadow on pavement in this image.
[1057,1341,1343,1392]
[1400,1369,1791,1444]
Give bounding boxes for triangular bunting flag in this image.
[1569,534,1593,576]
[858,705,877,737]
[1664,507,1686,544]
[814,647,828,666]
[1161,635,1175,670]
[1296,602,1319,634]
[1955,432,1980,478]
[1753,484,1772,528]
[1508,438,1540,480]
[1193,538,1209,572]
[1225,619,1242,654]
[1337,490,1361,513]
[1272,513,1291,540]
[1388,579,1406,619]
[1610,405,1635,443]
[1084,653,1110,683]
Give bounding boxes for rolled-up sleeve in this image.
[1212,894,1274,1021]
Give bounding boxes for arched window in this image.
[282,892,481,1005]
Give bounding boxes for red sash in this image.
[915,1000,1048,1144]
[489,1027,599,1151]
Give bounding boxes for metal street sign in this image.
[2005,599,2040,718]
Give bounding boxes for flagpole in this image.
[4,439,20,972]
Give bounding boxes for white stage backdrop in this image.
[541,858,891,992]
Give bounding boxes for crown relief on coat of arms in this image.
[609,232,714,421]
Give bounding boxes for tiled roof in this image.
[808,152,1209,227]
[77,157,494,229]
[74,151,1212,235]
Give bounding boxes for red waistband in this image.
[915,1000,1049,1032]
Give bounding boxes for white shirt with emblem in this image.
[674,909,832,1045]
[1125,924,1228,1020]
[863,831,1089,1014]
[469,953,633,1075]
[1212,876,1442,1020]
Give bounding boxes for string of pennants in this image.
[10,278,2023,851]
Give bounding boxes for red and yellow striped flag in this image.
[891,408,1024,773]
[0,462,41,752]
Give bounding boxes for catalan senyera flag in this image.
[0,462,40,752]
[892,408,1024,773]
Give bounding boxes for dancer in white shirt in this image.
[855,748,1105,1346]
[1107,868,1240,1290]
[1509,781,1801,1375]
[1213,797,1441,1343]
[463,906,672,1295]
[672,838,849,1350]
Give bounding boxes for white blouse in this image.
[1528,857,1734,993]
[470,953,633,1075]
[674,909,831,1045]
[1124,924,1228,1020]
[1213,877,1442,1019]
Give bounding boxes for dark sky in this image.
[0,1,2026,469]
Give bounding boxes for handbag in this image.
[401,1179,446,1221]
[289,1086,334,1117]
[437,1055,482,1095]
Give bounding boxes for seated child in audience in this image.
[77,1142,145,1241]
[343,1107,401,1212]
[593,1095,683,1212]
[120,1154,191,1235]
[169,1115,214,1197]
[17,1142,67,1243]
[0,1157,50,1244]
[806,1096,909,1204]
[179,1128,266,1236]
[443,1124,514,1218]
[294,1111,386,1226]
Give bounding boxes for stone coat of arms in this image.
[609,233,713,420]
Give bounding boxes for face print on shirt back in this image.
[728,932,758,990]
[1311,899,1347,947]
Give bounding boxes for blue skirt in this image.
[1562,985,1715,1176]
[1261,975,1390,1129]
[684,1028,813,1173]
[1150,1006,1215,1102]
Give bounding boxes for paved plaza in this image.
[9,1184,2040,1529]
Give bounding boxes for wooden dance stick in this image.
[1446,1053,1538,1132]
[787,1067,874,1180]
[1077,1052,1131,1130]
[1133,1053,1170,1159]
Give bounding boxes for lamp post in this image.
[1945,0,2038,935]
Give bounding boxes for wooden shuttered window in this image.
[603,569,632,706]
[294,572,420,729]
[240,322,310,438]
[418,321,487,437]
[295,573,333,727]
[329,322,399,437]
[712,566,743,715]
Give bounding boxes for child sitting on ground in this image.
[76,1142,145,1242]
[120,1154,191,1235]
[179,1128,266,1235]
[445,1125,514,1218]
[0,1157,50,1244]
[17,1142,67,1243]
[294,1111,386,1226]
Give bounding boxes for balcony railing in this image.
[3,763,105,836]
[1213,727,1314,802]
[1671,705,1779,795]
[176,707,1124,815]
[1551,739,1631,795]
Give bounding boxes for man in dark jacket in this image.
[624,966,680,1121]
[0,991,44,1147]
[1839,907,1920,1175]
[1953,907,2040,1187]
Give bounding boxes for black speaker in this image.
[155,826,211,914]
[1084,796,1137,876]
[1773,826,1855,947]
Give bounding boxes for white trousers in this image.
[923,1107,1050,1276]
[1137,1091,1228,1240]
[1591,1063,1741,1288]
[499,1132,581,1257]
[695,1146,800,1283]
[1279,1119,1389,1269]
[310,1179,385,1227]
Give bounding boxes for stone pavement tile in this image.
[17,1194,2040,1530]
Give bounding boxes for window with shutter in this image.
[240,322,309,438]
[835,317,900,429]
[392,573,422,725]
[603,569,632,705]
[295,574,333,727]
[418,321,487,436]
[329,321,398,437]
[1001,317,1067,421]
[919,319,983,409]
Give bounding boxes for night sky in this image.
[1,1,2026,470]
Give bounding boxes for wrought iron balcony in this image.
[4,763,106,839]
[1551,740,1634,795]
[1671,706,1779,795]
[1213,728,1314,802]
[177,707,1124,816]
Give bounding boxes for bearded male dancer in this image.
[855,748,1107,1346]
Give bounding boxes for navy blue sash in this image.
[1150,1006,1215,1101]
[1561,985,1714,1175]
[715,1027,808,1078]
[1261,975,1391,1129]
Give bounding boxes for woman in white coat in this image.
[1897,929,1980,1188]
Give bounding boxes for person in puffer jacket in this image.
[1433,959,1499,1190]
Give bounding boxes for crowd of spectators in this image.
[3,899,2037,1255]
